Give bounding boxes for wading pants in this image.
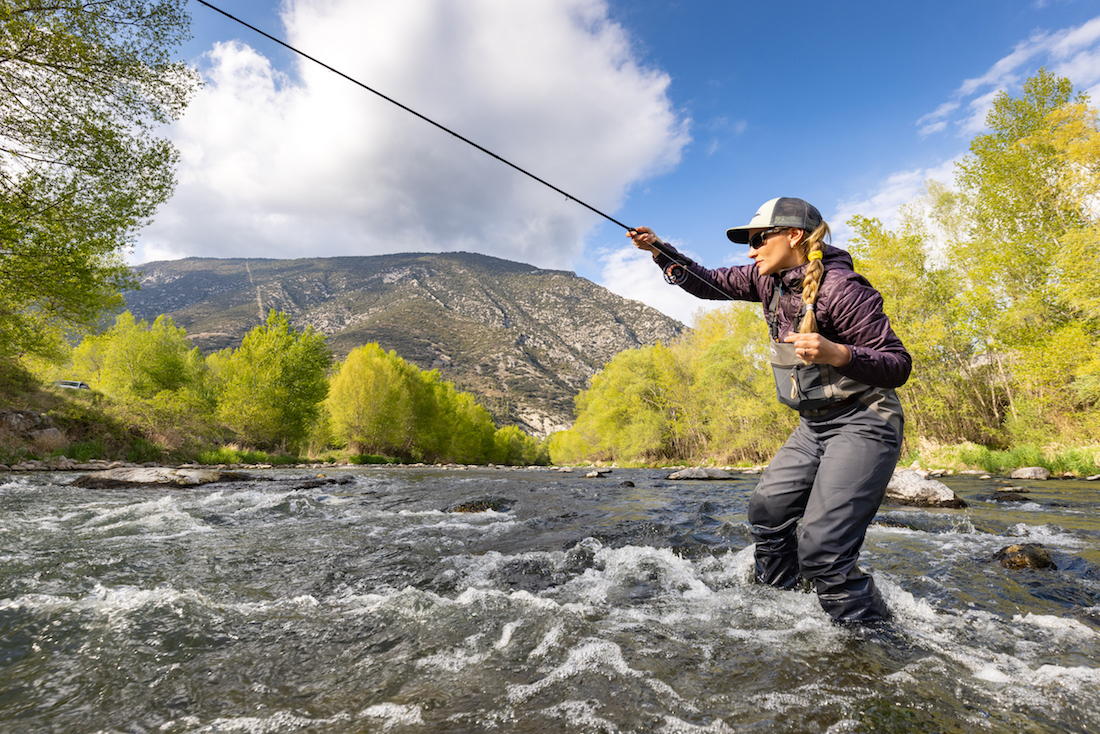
[747,401,902,624]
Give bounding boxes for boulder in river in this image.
[885,469,967,508]
[1010,466,1050,481]
[71,467,253,489]
[666,467,733,480]
[993,543,1057,570]
[446,496,514,513]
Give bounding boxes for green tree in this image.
[326,343,510,464]
[0,0,196,359]
[216,312,332,453]
[845,212,1005,443]
[687,303,792,464]
[72,311,201,398]
[942,70,1100,441]
[327,343,424,459]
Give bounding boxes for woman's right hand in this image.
[627,227,662,256]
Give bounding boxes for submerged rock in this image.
[666,467,733,480]
[885,469,967,508]
[994,543,1057,570]
[988,488,1030,502]
[446,496,514,513]
[1010,466,1051,480]
[71,467,253,489]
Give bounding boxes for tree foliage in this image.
[326,343,545,465]
[214,312,332,453]
[0,0,197,359]
[550,304,791,466]
[72,311,202,398]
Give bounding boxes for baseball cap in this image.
[726,197,823,244]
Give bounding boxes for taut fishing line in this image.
[194,0,733,301]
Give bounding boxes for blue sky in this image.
[139,0,1100,324]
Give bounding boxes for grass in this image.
[194,447,303,466]
[348,453,402,465]
[913,441,1100,476]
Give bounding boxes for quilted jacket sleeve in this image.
[818,271,911,388]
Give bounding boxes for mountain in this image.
[125,253,686,436]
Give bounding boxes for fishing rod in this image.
[194,0,732,300]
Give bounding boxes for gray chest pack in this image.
[765,285,903,431]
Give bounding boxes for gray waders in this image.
[748,399,902,624]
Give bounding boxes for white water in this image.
[0,467,1097,732]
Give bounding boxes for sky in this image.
[135,0,1100,325]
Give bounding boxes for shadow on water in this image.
[0,467,1097,732]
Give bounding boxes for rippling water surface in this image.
[1,466,1098,733]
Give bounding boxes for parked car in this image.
[53,380,91,390]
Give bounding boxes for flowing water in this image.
[1,466,1098,733]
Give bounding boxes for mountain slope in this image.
[126,253,686,435]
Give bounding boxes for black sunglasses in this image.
[749,227,788,249]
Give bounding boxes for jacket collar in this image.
[776,243,853,291]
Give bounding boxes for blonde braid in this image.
[797,221,831,334]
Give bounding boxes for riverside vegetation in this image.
[3,311,548,468]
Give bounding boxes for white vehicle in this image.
[54,380,91,390]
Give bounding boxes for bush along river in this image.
[0,465,1098,733]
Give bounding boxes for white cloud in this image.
[138,0,690,270]
[918,14,1100,138]
[831,157,960,243]
[596,244,725,326]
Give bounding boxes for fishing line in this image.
[194,0,733,301]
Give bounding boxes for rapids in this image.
[0,466,1097,733]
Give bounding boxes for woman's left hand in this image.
[783,332,852,368]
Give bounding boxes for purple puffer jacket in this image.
[655,243,911,389]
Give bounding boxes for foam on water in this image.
[79,494,211,538]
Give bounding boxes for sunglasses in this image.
[749,227,788,249]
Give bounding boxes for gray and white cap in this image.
[725,197,823,244]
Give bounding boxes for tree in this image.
[71,311,202,398]
[944,70,1100,441]
[326,343,509,464]
[0,1,197,359]
[215,312,333,453]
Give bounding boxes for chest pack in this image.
[766,285,865,413]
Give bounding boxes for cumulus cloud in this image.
[917,14,1100,138]
[136,0,690,269]
[830,157,960,243]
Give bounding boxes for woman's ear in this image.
[787,228,806,249]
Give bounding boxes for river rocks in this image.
[71,467,253,489]
[885,469,967,508]
[988,488,1031,502]
[666,467,733,480]
[1,409,45,433]
[1010,466,1050,480]
[446,496,514,513]
[993,543,1057,570]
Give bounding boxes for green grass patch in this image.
[953,443,1100,476]
[62,439,106,462]
[349,453,400,465]
[195,447,302,466]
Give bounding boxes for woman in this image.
[629,197,911,625]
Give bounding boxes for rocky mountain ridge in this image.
[125,252,686,436]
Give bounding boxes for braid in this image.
[797,221,831,334]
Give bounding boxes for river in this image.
[0,466,1097,733]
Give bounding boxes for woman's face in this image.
[747,227,805,275]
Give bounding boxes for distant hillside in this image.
[126,253,686,436]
